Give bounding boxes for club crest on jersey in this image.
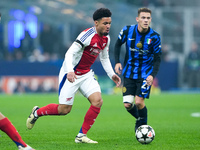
[136,42,142,49]
[147,38,151,44]
[93,43,98,47]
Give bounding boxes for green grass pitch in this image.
[0,93,200,150]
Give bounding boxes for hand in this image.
[146,75,153,86]
[67,72,77,83]
[115,63,122,75]
[112,74,121,87]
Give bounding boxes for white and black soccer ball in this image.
[135,125,155,144]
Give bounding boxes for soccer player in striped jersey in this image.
[114,7,162,132]
[26,8,121,144]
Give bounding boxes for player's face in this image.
[95,17,111,36]
[136,12,151,33]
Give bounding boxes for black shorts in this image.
[122,77,151,99]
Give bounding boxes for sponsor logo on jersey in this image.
[89,43,101,56]
[130,48,149,55]
[90,48,100,56]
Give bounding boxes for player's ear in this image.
[94,20,99,26]
[136,17,139,23]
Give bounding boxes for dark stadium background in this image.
[0,0,200,94]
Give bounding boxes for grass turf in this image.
[0,93,200,150]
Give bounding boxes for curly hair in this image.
[93,8,112,21]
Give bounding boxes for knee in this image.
[123,95,134,110]
[58,105,72,115]
[124,103,132,110]
[134,96,145,109]
[62,108,71,115]
[135,102,142,108]
[135,101,145,109]
[88,92,103,107]
[92,98,103,108]
[96,98,103,107]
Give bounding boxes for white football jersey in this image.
[61,26,115,79]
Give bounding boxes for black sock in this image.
[127,104,139,119]
[138,106,147,125]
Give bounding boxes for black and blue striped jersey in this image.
[114,24,162,79]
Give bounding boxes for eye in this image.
[104,22,111,25]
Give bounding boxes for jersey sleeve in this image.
[153,34,161,54]
[63,41,82,73]
[151,34,162,77]
[63,29,93,73]
[99,36,115,79]
[114,25,130,64]
[118,26,130,43]
[75,30,91,47]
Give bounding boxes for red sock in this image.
[81,105,101,134]
[37,104,59,116]
[0,117,27,147]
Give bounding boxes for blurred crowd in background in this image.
[0,0,200,94]
[0,24,66,62]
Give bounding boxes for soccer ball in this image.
[135,125,155,144]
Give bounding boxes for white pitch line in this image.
[191,112,200,117]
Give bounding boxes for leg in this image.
[135,96,147,130]
[37,104,72,116]
[135,96,145,109]
[0,112,5,119]
[27,71,76,129]
[26,104,72,129]
[123,95,139,119]
[88,91,103,107]
[83,92,103,134]
[75,71,103,143]
[0,112,34,149]
[123,95,140,132]
[122,78,141,131]
[75,92,102,144]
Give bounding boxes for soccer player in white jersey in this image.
[26,8,121,144]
